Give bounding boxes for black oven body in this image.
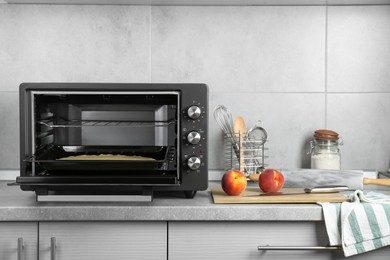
[17,83,208,198]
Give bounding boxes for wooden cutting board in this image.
[211,187,350,204]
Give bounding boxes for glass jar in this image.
[309,129,342,170]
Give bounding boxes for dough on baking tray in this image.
[58,154,155,161]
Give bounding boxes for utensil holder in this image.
[224,132,268,176]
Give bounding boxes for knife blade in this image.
[244,185,349,197]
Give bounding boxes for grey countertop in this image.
[0,181,326,222]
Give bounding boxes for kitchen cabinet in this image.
[0,222,38,260]
[168,221,390,260]
[39,222,167,260]
[1,220,390,259]
[3,0,390,5]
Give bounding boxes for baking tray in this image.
[26,145,171,171]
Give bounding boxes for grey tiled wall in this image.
[0,4,389,171]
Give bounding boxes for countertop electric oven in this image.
[14,83,208,202]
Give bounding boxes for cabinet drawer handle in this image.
[17,238,24,260]
[258,245,341,251]
[51,237,57,260]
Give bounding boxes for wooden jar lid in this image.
[314,129,339,141]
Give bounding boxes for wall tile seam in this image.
[211,91,327,94]
[148,4,152,84]
[8,91,390,95]
[326,92,390,94]
[209,91,390,94]
[327,4,390,7]
[2,4,389,6]
[324,4,328,129]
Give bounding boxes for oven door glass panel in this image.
[30,92,179,181]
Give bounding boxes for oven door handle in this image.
[37,194,153,202]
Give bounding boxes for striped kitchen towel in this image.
[320,190,390,257]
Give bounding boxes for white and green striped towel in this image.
[320,190,390,257]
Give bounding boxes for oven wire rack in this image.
[37,118,176,128]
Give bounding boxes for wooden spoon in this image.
[233,116,247,173]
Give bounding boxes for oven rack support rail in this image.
[38,118,177,128]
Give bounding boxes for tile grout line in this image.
[149,5,152,83]
[324,3,328,129]
[208,91,390,94]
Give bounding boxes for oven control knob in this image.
[187,156,201,170]
[187,131,201,145]
[187,106,201,120]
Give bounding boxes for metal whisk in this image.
[213,105,240,160]
[213,105,234,137]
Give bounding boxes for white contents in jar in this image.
[311,152,340,170]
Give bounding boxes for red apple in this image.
[259,169,284,193]
[221,170,247,196]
